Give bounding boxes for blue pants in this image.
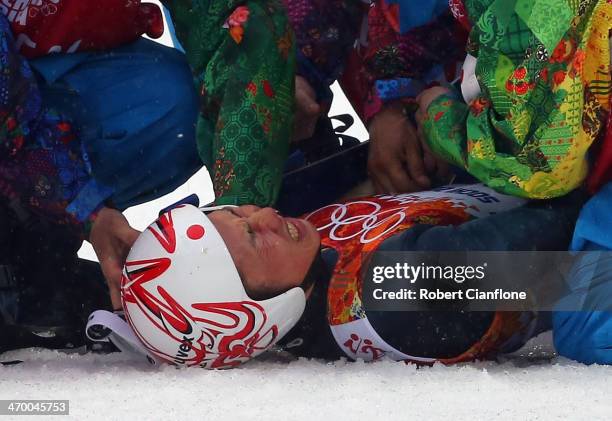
[31,38,201,211]
[553,182,612,364]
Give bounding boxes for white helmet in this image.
[121,204,306,369]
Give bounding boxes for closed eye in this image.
[223,208,241,217]
[222,208,256,246]
[244,221,256,245]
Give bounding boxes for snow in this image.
[1,334,611,420]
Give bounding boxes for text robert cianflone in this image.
[372,288,527,301]
[368,262,528,304]
[371,263,487,284]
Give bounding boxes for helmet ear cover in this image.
[121,204,306,369]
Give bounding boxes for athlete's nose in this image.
[248,207,284,234]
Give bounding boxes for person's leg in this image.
[31,39,201,210]
[553,249,612,364]
[553,183,612,364]
[0,197,111,353]
[367,188,586,357]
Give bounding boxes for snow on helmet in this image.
[121,204,306,369]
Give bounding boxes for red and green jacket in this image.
[5,1,163,58]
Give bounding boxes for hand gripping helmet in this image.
[120,204,306,369]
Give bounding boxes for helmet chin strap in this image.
[86,310,157,365]
[199,204,238,213]
[199,203,280,214]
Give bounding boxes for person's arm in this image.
[258,0,366,139]
[0,16,105,239]
[282,0,364,103]
[283,0,365,142]
[0,16,143,307]
[381,193,583,253]
[364,8,465,194]
[9,1,163,59]
[164,1,296,206]
[367,100,435,193]
[362,8,467,122]
[89,207,140,309]
[415,1,612,200]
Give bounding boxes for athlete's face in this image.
[208,206,321,299]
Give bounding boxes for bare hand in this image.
[293,76,324,142]
[368,102,431,194]
[89,207,141,310]
[421,137,451,183]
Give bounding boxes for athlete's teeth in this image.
[287,221,299,241]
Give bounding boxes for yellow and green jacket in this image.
[423,0,612,199]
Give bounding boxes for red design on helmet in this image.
[147,211,177,253]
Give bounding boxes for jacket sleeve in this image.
[420,1,612,199]
[282,0,364,102]
[379,192,582,253]
[5,1,163,59]
[0,16,99,239]
[164,0,296,206]
[361,6,468,121]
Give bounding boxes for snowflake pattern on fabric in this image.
[0,13,92,237]
[360,3,468,121]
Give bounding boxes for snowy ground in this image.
[1,333,611,420]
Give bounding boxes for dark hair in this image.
[299,249,329,294]
[242,248,328,301]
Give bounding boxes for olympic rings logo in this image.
[306,199,419,244]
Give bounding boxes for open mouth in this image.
[286,220,299,241]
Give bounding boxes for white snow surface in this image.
[1,333,611,420]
